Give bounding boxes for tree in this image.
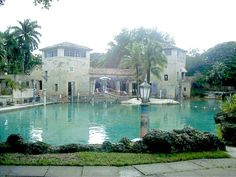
[186,49,205,76]
[142,39,167,83]
[0,0,5,6]
[90,52,106,68]
[0,0,58,9]
[187,42,236,91]
[0,32,6,73]
[104,27,173,83]
[3,29,23,74]
[205,62,229,89]
[11,19,41,73]
[33,0,58,9]
[119,42,145,99]
[104,29,131,68]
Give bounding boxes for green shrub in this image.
[101,141,113,152]
[58,144,97,153]
[112,143,127,152]
[6,134,27,153]
[131,141,147,153]
[143,127,225,153]
[216,124,223,140]
[0,143,10,153]
[26,141,51,154]
[143,130,172,153]
[6,134,24,145]
[221,94,236,113]
[119,137,132,147]
[58,144,79,153]
[191,88,206,98]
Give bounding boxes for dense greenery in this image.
[0,0,58,9]
[90,52,106,68]
[187,42,236,91]
[215,94,236,146]
[0,19,42,74]
[0,151,229,166]
[0,127,225,155]
[91,28,174,85]
[221,94,236,113]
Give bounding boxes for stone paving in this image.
[1,158,236,177]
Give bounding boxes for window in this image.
[26,81,30,88]
[164,74,168,81]
[44,71,48,81]
[164,49,172,56]
[184,87,186,91]
[44,49,57,58]
[64,48,86,58]
[39,80,42,90]
[181,72,185,80]
[55,84,58,92]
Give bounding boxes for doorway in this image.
[68,81,75,102]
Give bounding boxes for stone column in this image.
[115,80,120,94]
[128,81,132,96]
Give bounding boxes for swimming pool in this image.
[0,100,220,145]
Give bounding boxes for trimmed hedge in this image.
[0,127,225,154]
[143,127,225,153]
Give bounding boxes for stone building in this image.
[0,42,190,104]
[40,42,92,102]
[150,46,190,99]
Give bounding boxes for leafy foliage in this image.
[0,0,58,9]
[1,128,225,155]
[4,77,18,90]
[90,52,106,68]
[0,19,42,74]
[221,94,236,113]
[33,0,58,9]
[104,27,171,83]
[205,62,229,88]
[0,0,5,6]
[187,42,236,92]
[11,19,41,73]
[0,32,6,73]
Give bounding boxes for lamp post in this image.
[139,80,151,138]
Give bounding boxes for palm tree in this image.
[143,40,167,83]
[119,42,145,99]
[3,29,24,74]
[0,32,6,74]
[11,19,41,73]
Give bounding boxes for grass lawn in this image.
[0,151,230,166]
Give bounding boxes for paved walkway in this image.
[0,102,55,112]
[1,158,236,177]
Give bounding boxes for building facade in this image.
[151,47,190,99]
[40,42,91,102]
[40,43,190,101]
[0,42,190,104]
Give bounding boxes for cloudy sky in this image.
[1,0,236,53]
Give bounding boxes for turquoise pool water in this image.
[0,100,220,145]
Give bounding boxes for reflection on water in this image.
[0,100,220,145]
[30,127,43,142]
[88,126,107,144]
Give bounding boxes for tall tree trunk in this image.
[136,65,139,100]
[147,61,151,83]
